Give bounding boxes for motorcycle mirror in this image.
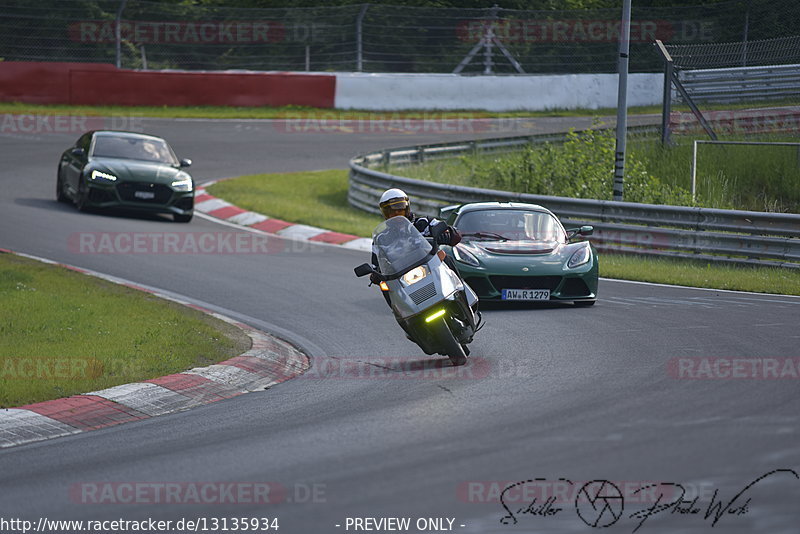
[430,221,447,240]
[354,263,373,277]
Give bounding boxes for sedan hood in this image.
[91,157,182,184]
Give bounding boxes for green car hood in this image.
[459,239,590,270]
[474,240,559,255]
[91,158,183,184]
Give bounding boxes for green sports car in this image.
[57,130,195,222]
[441,202,598,305]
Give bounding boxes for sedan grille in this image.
[489,275,562,291]
[410,282,437,305]
[116,182,173,204]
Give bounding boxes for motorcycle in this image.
[354,216,479,366]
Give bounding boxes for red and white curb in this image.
[0,249,309,449]
[194,180,372,252]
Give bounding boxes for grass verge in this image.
[208,169,800,296]
[0,253,250,408]
[0,101,662,120]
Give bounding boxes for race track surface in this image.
[1,115,798,534]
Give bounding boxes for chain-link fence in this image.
[2,0,799,74]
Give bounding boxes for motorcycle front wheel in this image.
[433,318,467,366]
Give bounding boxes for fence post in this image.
[356,4,369,72]
[655,40,673,146]
[115,0,128,68]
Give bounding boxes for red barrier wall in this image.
[0,62,335,108]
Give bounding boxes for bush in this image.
[462,127,693,206]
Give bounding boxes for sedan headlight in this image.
[171,175,193,192]
[402,265,428,286]
[90,170,117,182]
[567,245,591,269]
[453,244,480,267]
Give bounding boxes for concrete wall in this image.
[0,62,662,111]
[0,62,336,108]
[334,72,663,111]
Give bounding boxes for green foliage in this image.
[633,136,800,213]
[403,127,799,212]
[408,126,693,206]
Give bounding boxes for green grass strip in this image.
[0,253,250,408]
[208,169,800,296]
[0,101,662,120]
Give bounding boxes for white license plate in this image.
[134,191,155,200]
[501,289,550,301]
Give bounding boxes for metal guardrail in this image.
[348,129,800,268]
[677,64,800,103]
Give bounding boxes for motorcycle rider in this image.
[371,189,479,323]
[371,188,461,281]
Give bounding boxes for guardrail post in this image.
[382,150,391,171]
[417,146,425,164]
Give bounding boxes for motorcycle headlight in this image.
[567,245,591,269]
[171,175,193,192]
[402,265,428,286]
[453,244,480,267]
[90,170,117,182]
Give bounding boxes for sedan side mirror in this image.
[71,148,86,158]
[179,158,192,168]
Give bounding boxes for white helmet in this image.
[379,188,411,220]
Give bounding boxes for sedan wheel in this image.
[56,169,68,203]
[75,179,90,212]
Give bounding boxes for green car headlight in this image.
[171,175,193,192]
[453,244,480,267]
[567,245,591,268]
[90,170,117,182]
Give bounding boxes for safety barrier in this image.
[349,128,800,268]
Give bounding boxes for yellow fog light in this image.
[425,309,446,323]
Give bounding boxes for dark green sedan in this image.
[57,131,195,222]
[441,202,598,305]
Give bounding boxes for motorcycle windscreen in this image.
[372,216,433,277]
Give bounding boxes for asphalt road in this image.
[1,115,799,534]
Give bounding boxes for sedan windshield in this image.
[91,135,177,165]
[456,209,566,243]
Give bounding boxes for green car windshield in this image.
[457,210,566,243]
[372,216,432,277]
[92,135,178,165]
